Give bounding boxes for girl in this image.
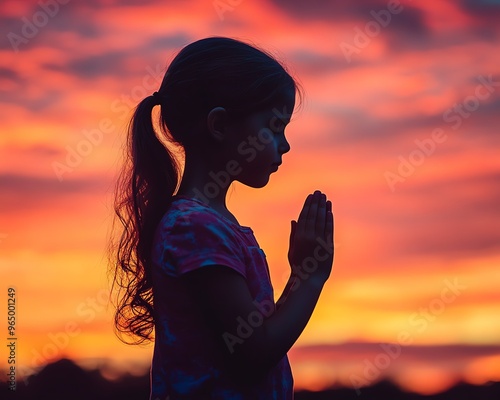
[110,36,334,399]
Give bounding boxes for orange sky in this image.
[1,0,500,394]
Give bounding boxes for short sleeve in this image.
[156,208,247,279]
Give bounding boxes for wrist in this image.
[288,264,328,287]
[303,275,327,290]
[288,272,326,293]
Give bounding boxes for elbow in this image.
[225,353,274,386]
[221,327,277,384]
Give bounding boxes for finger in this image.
[297,193,313,236]
[305,191,321,235]
[325,200,334,248]
[316,193,326,238]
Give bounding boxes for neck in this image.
[175,149,232,213]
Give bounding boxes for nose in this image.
[279,136,291,155]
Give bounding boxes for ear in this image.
[206,107,228,143]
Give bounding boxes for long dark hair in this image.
[109,36,304,344]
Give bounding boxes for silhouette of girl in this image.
[109,36,334,399]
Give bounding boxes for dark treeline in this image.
[2,358,499,399]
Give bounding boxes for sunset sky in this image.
[1,0,500,395]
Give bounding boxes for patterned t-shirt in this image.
[149,195,294,400]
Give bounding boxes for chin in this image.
[235,175,270,189]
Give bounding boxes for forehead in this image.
[277,88,296,113]
[259,91,296,121]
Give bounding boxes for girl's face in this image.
[226,95,295,188]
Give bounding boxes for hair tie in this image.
[152,91,161,105]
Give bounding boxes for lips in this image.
[271,162,281,171]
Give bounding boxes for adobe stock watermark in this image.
[384,74,500,192]
[7,0,71,53]
[172,104,292,227]
[18,288,109,386]
[340,0,408,63]
[282,235,334,295]
[349,277,467,395]
[52,64,164,181]
[213,0,244,21]
[222,297,275,353]
[187,105,292,206]
[222,234,333,353]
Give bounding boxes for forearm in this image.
[265,276,324,365]
[275,272,296,311]
[235,274,326,373]
[226,190,334,379]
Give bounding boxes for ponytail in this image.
[110,94,180,344]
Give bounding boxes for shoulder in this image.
[153,197,249,277]
[158,196,210,225]
[157,197,236,238]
